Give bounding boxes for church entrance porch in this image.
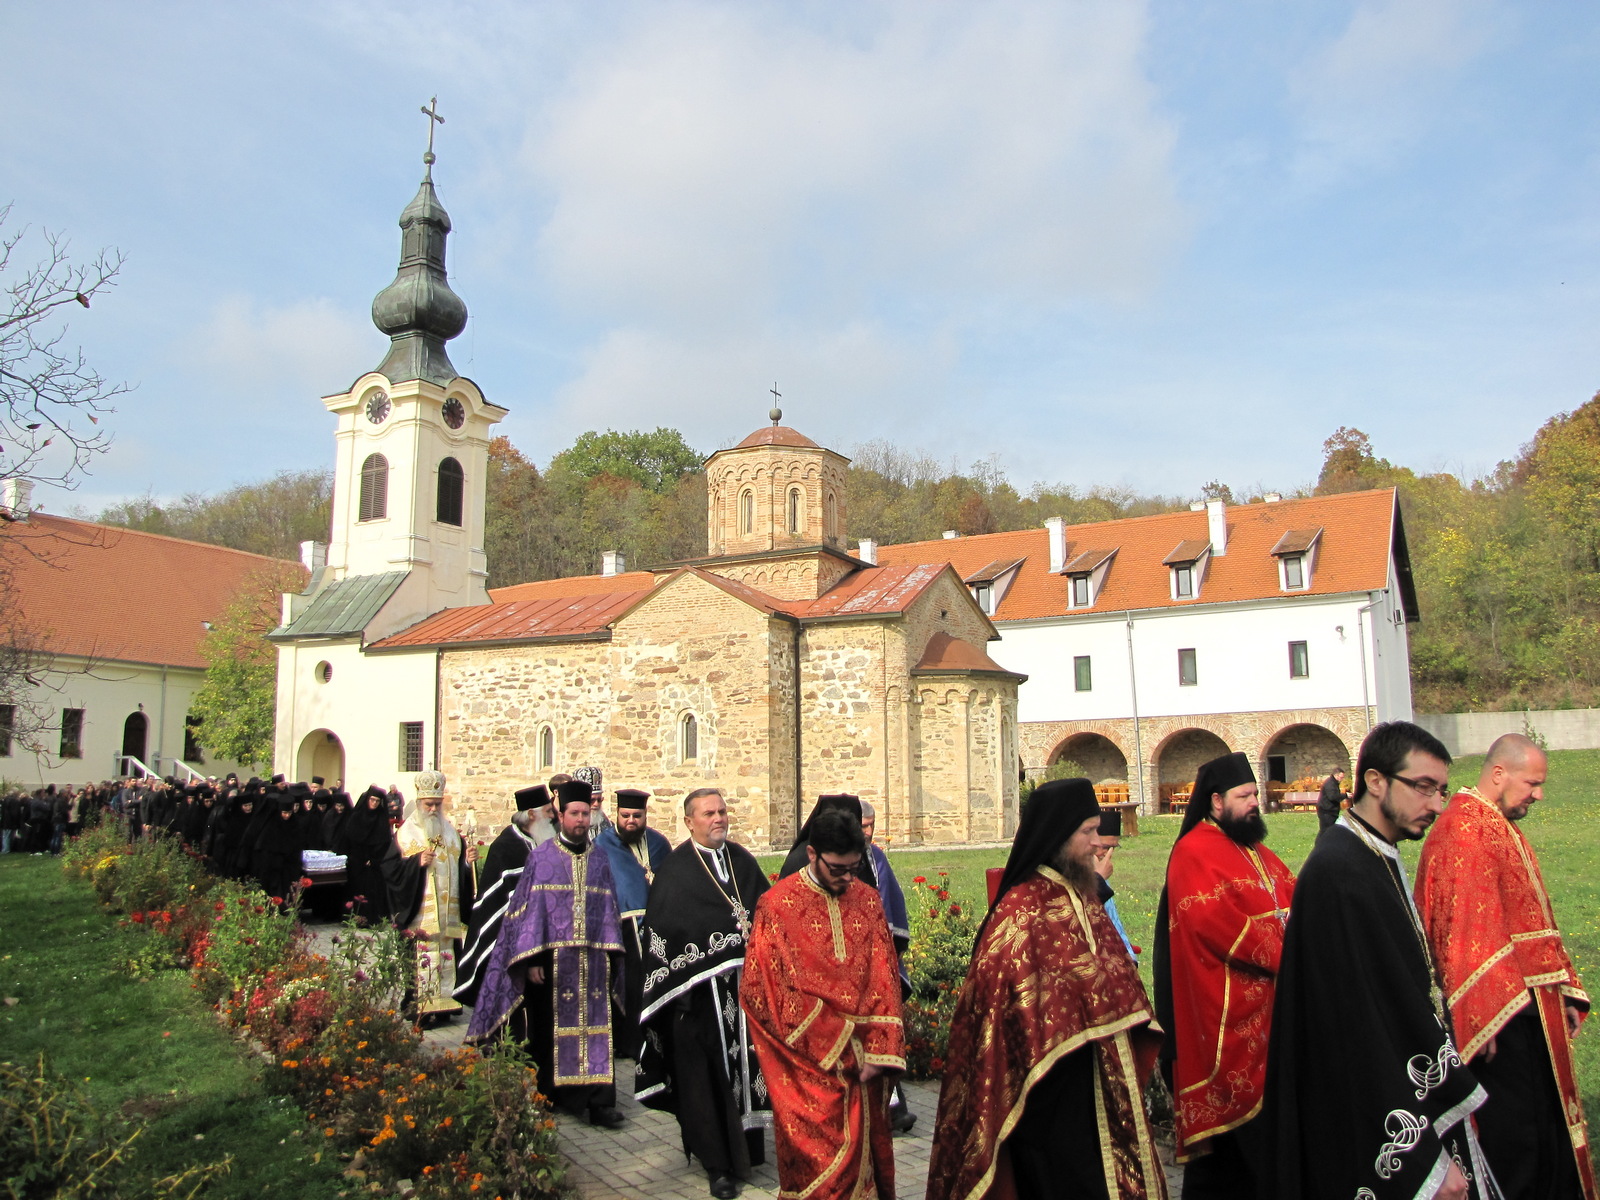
[297,729,345,787]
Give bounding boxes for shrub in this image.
[0,1055,230,1199]
[901,872,977,1077]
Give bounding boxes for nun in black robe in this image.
[336,787,395,923]
[252,797,304,907]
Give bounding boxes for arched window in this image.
[824,491,837,540]
[738,489,754,535]
[538,725,554,769]
[787,487,802,534]
[358,453,388,521]
[436,457,464,526]
[680,712,698,762]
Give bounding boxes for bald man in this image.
[1416,734,1596,1199]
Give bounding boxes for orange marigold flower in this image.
[282,1060,299,1069]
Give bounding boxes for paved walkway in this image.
[306,925,1181,1199]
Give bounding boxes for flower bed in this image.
[62,820,564,1199]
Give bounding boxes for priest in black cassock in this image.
[594,788,671,1060]
[1262,721,1500,1200]
[453,783,548,1009]
[637,787,771,1200]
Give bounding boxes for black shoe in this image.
[708,1173,739,1199]
[588,1105,626,1130]
[890,1104,917,1134]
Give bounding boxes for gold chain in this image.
[693,841,750,938]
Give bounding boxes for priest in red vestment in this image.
[742,807,906,1200]
[1416,733,1595,1200]
[1151,751,1294,1199]
[927,778,1167,1200]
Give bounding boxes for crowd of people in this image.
[10,717,1591,1200]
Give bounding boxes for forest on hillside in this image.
[82,396,1600,715]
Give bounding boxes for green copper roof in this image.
[369,174,467,386]
[268,571,409,641]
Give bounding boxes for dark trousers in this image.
[669,985,763,1178]
[1473,1004,1583,1200]
[616,920,644,1060]
[514,954,616,1117]
[1181,1117,1265,1200]
[1006,1045,1110,1200]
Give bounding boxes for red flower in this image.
[937,890,949,900]
[948,903,962,916]
[130,911,145,923]
[938,871,948,877]
[912,876,926,884]
[929,907,938,918]
[299,876,314,889]
[214,902,227,912]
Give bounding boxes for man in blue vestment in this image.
[595,788,671,1059]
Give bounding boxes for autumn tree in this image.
[189,566,303,770]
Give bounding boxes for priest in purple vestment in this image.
[466,779,628,1128]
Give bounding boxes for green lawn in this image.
[776,748,1600,1126]
[0,856,346,1199]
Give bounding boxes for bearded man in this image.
[1416,733,1595,1199]
[1263,721,1493,1200]
[1152,750,1294,1198]
[928,778,1167,1200]
[638,788,772,1199]
[467,780,627,1129]
[594,788,671,1059]
[382,771,478,1023]
[743,807,905,1200]
[454,784,549,1010]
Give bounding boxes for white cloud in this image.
[189,295,374,397]
[524,0,1186,327]
[1289,0,1497,186]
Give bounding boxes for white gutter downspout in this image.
[156,665,169,775]
[1125,612,1146,813]
[1356,596,1379,731]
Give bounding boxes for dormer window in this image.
[964,558,1025,617]
[1271,528,1323,592]
[1163,539,1210,602]
[1061,547,1114,609]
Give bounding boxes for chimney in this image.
[1189,501,1205,511]
[857,538,877,566]
[1206,499,1228,555]
[1045,516,1066,573]
[1263,493,1282,503]
[299,540,327,572]
[601,550,626,577]
[1,478,35,521]
[942,530,959,540]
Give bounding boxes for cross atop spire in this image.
[420,96,445,178]
[769,382,782,426]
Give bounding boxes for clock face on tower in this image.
[365,391,391,424]
[442,397,465,430]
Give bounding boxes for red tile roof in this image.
[728,425,821,451]
[912,632,1026,678]
[2,514,304,668]
[874,489,1401,621]
[369,587,653,650]
[371,560,959,650]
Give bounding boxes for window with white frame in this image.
[399,721,424,772]
[1283,554,1306,590]
[1177,648,1198,686]
[971,582,994,614]
[1074,655,1092,692]
[1173,564,1195,600]
[1070,574,1091,607]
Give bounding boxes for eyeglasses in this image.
[816,856,865,878]
[1387,772,1447,799]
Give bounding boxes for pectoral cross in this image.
[420,96,444,175]
[733,899,751,940]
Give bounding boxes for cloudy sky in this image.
[5,0,1597,513]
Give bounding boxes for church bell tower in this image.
[319,106,507,621]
